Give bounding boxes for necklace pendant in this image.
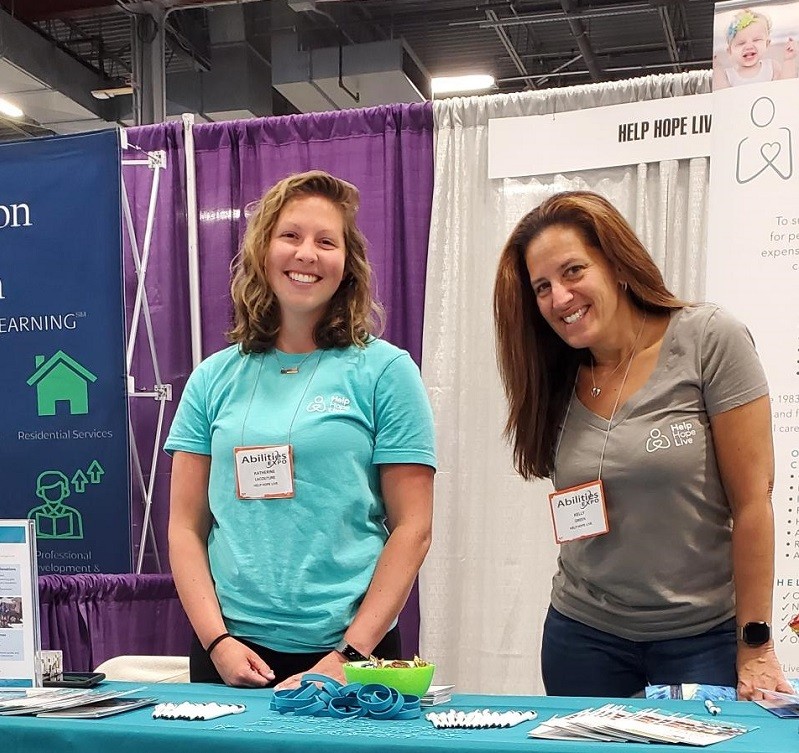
[590,386,601,398]
[280,367,300,375]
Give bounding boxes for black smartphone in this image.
[43,671,106,688]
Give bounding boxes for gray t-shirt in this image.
[551,304,768,641]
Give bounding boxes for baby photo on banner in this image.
[713,0,799,89]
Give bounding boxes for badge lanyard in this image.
[551,364,626,491]
[234,350,323,500]
[549,317,644,544]
[553,312,647,490]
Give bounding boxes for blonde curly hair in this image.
[228,170,384,353]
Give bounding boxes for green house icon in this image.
[26,351,97,416]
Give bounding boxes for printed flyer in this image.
[0,520,40,687]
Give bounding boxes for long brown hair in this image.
[229,170,384,353]
[493,191,684,480]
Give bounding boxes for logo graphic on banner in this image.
[26,350,97,416]
[709,0,799,670]
[736,96,794,181]
[28,470,84,540]
[0,129,131,574]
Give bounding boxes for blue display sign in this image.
[0,130,131,574]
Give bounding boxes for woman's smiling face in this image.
[525,224,624,351]
[265,194,347,323]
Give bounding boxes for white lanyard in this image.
[234,350,323,500]
[552,313,646,490]
[239,350,323,446]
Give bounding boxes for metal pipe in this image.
[450,2,655,29]
[560,0,603,81]
[534,54,582,88]
[516,42,680,61]
[496,59,711,83]
[182,113,203,368]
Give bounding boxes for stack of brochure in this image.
[0,687,156,718]
[421,685,455,707]
[528,704,752,746]
[755,686,799,719]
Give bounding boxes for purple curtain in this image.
[192,104,434,365]
[39,574,192,671]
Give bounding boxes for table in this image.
[2,681,797,753]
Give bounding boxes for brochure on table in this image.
[0,520,41,687]
[528,704,752,746]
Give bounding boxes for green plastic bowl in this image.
[342,661,435,697]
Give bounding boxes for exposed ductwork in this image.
[271,35,430,113]
[167,4,273,120]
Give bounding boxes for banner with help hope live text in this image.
[488,95,711,178]
[707,0,799,670]
[0,130,131,574]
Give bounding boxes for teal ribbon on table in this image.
[270,674,421,720]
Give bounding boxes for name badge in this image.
[548,479,609,544]
[234,444,294,499]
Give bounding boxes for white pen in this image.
[704,699,721,716]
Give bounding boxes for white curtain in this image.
[420,72,712,694]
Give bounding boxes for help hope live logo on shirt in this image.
[645,420,697,453]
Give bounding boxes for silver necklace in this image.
[588,313,648,399]
[273,349,316,375]
[241,351,324,446]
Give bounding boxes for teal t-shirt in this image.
[164,338,436,652]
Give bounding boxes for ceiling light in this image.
[91,86,134,100]
[0,97,24,119]
[431,74,495,95]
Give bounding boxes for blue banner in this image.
[0,130,131,574]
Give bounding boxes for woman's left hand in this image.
[274,651,347,690]
[736,644,793,700]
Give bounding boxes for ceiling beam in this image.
[0,7,124,120]
[534,54,582,89]
[0,113,54,138]
[451,2,656,29]
[657,4,682,72]
[517,42,686,62]
[0,1,118,21]
[496,57,712,85]
[486,8,537,90]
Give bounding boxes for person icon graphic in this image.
[27,470,84,540]
[736,96,793,183]
[645,427,672,453]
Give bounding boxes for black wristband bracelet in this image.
[206,632,232,656]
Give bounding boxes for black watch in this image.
[334,638,368,662]
[737,621,771,647]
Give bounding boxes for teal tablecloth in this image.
[2,681,796,753]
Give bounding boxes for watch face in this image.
[339,643,367,662]
[347,647,367,662]
[742,621,771,646]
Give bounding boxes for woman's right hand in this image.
[210,637,275,687]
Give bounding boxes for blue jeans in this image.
[541,606,737,697]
